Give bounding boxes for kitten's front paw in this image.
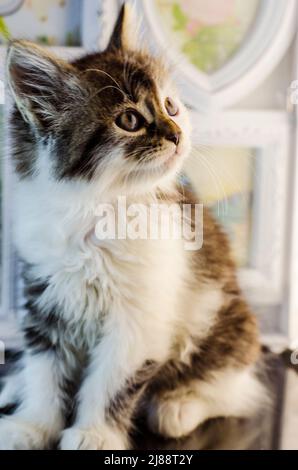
[0,417,50,450]
[60,426,128,450]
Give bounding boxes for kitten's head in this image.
[7,3,191,195]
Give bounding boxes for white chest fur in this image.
[14,176,188,356]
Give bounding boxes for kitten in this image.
[0,4,265,450]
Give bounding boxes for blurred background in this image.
[0,0,81,46]
[0,0,297,450]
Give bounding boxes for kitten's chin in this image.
[135,151,184,180]
[100,141,191,197]
[153,142,190,175]
[126,149,188,195]
[149,139,190,170]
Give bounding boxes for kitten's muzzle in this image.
[157,118,181,147]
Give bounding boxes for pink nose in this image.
[166,132,180,146]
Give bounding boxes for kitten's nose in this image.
[165,132,180,146]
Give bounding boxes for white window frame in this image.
[95,0,297,112]
[189,111,292,308]
[288,32,298,350]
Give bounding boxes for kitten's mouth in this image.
[154,145,184,169]
[128,144,186,181]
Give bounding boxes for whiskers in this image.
[121,145,176,192]
[187,145,256,218]
[189,147,229,216]
[84,68,130,102]
[122,146,156,188]
[84,68,123,91]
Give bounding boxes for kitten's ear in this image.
[6,40,84,131]
[107,3,140,51]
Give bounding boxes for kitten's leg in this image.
[147,366,266,439]
[147,296,266,439]
[0,351,66,450]
[60,330,157,450]
[148,295,266,437]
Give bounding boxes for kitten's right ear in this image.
[6,40,84,131]
[106,3,141,52]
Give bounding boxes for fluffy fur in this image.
[0,4,265,450]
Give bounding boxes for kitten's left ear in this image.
[107,3,140,51]
[6,40,85,132]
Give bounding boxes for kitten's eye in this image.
[116,110,144,132]
[165,97,179,117]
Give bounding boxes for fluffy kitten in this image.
[0,4,264,450]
